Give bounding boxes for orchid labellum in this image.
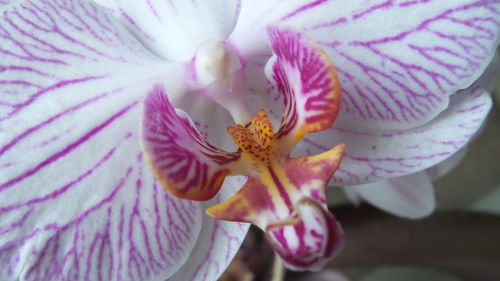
[0,1,498,281]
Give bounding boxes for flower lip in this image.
[265,197,345,271]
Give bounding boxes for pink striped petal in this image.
[348,171,435,219]
[0,0,15,6]
[265,26,341,153]
[300,86,492,185]
[140,84,240,201]
[266,198,344,271]
[168,176,249,281]
[230,0,500,130]
[0,1,243,280]
[92,0,240,60]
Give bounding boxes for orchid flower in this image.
[0,0,499,281]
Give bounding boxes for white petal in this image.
[475,51,500,93]
[300,86,492,185]
[231,0,500,130]
[168,176,249,281]
[341,187,361,206]
[0,0,16,7]
[425,147,468,180]
[0,1,241,280]
[348,172,435,219]
[92,0,240,60]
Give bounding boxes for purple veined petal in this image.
[168,176,249,281]
[91,0,241,61]
[299,86,492,185]
[265,26,341,153]
[0,1,242,280]
[230,0,500,130]
[140,84,241,201]
[0,0,16,7]
[346,171,435,219]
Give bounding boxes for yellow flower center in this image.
[227,109,276,167]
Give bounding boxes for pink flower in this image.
[0,0,498,280]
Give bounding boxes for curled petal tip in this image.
[266,198,345,271]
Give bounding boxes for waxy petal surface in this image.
[300,86,492,185]
[0,1,243,280]
[348,171,435,219]
[141,84,240,201]
[231,0,500,130]
[168,177,249,281]
[92,0,240,60]
[0,0,16,7]
[265,26,341,153]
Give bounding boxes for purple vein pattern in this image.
[168,177,249,281]
[0,0,497,279]
[266,26,341,142]
[1,0,15,6]
[230,0,499,130]
[302,86,492,185]
[141,84,240,201]
[0,0,246,280]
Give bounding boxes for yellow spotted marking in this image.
[228,109,276,166]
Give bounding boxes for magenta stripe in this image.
[352,0,394,20]
[0,88,122,157]
[0,101,139,192]
[281,0,328,20]
[0,146,117,215]
[268,168,293,212]
[1,76,106,122]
